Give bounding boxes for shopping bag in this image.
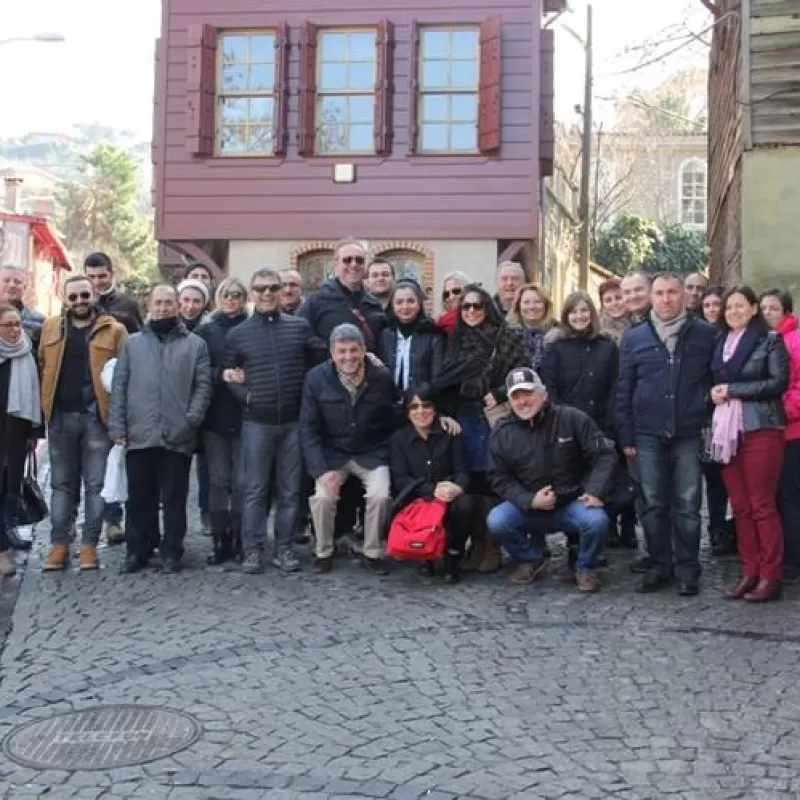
[17,453,49,526]
[101,444,128,503]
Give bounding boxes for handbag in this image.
[387,498,448,561]
[483,329,512,428]
[16,453,49,526]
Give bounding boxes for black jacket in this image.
[378,319,445,390]
[390,422,469,507]
[300,360,402,478]
[196,312,247,436]
[95,289,142,333]
[718,330,789,432]
[539,328,619,434]
[489,404,617,510]
[298,279,386,351]
[223,311,323,426]
[615,316,716,447]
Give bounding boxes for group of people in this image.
[0,244,797,602]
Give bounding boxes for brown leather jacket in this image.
[39,313,128,425]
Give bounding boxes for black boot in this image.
[229,512,243,563]
[619,507,639,549]
[606,516,621,549]
[443,551,461,585]
[207,511,231,566]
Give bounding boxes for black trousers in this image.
[445,494,477,555]
[126,448,192,562]
[702,461,729,534]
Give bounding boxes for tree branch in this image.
[699,0,719,17]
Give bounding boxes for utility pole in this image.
[578,3,593,290]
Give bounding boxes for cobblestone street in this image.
[1,465,800,799]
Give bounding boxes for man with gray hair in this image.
[300,323,401,575]
[494,261,525,316]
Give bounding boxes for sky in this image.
[0,0,709,142]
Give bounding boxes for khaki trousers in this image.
[310,461,390,560]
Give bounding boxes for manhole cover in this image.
[3,705,202,770]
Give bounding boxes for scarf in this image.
[338,364,366,403]
[710,329,748,465]
[650,309,687,354]
[599,312,631,345]
[150,316,181,339]
[0,333,41,425]
[521,325,548,371]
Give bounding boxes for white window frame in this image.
[678,158,708,230]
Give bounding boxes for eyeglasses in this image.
[222,291,244,300]
[408,402,435,411]
[442,287,463,301]
[461,302,485,312]
[252,284,282,294]
[0,321,22,329]
[67,291,92,302]
[341,255,365,266]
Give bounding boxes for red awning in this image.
[0,211,72,270]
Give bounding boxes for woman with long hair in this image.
[710,285,789,602]
[436,271,471,335]
[506,283,554,371]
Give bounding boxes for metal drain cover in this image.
[3,705,201,770]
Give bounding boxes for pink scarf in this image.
[710,330,746,464]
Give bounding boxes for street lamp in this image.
[0,33,66,46]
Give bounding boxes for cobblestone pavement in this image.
[2,462,800,799]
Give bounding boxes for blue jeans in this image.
[48,411,112,546]
[636,435,703,582]
[487,499,608,572]
[239,421,302,554]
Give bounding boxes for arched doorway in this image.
[297,249,335,291]
[375,249,426,286]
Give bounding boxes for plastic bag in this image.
[101,444,128,503]
[101,358,117,393]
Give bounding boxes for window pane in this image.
[249,64,274,91]
[451,94,477,122]
[220,126,247,154]
[220,97,249,124]
[320,32,347,61]
[421,61,449,90]
[348,62,374,90]
[318,124,347,154]
[451,123,477,151]
[349,124,373,151]
[421,94,448,122]
[222,36,247,63]
[249,97,274,124]
[451,60,478,88]
[451,30,478,60]
[320,96,347,126]
[349,95,374,123]
[422,30,450,59]
[420,123,448,151]
[249,35,274,63]
[349,32,375,60]
[221,65,247,92]
[248,125,273,152]
[320,63,348,90]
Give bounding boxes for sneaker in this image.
[79,544,99,571]
[510,561,546,585]
[105,522,125,545]
[576,570,601,592]
[272,549,301,573]
[0,551,17,578]
[242,550,263,574]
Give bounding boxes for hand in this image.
[113,437,127,447]
[579,493,604,508]
[434,482,463,503]
[223,368,245,384]
[532,486,556,511]
[365,352,384,368]
[710,384,728,405]
[439,416,462,436]
[321,471,343,498]
[623,447,637,458]
[484,393,498,410]
[25,438,37,454]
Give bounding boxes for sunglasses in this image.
[341,255,365,266]
[222,291,244,300]
[67,291,92,302]
[252,284,282,294]
[461,301,485,312]
[442,287,463,300]
[408,401,435,411]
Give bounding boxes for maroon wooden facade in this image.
[153,0,550,244]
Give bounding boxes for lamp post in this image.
[0,33,65,47]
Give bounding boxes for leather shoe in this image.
[630,556,654,574]
[678,581,699,597]
[636,570,673,593]
[744,579,782,603]
[724,575,759,599]
[162,557,183,574]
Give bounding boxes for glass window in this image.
[217,32,276,155]
[317,29,376,155]
[417,28,480,153]
[680,159,707,228]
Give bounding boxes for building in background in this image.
[706,0,800,293]
[152,0,556,300]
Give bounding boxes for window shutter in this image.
[539,29,555,177]
[186,23,218,157]
[298,22,318,157]
[408,20,421,154]
[478,16,502,154]
[274,22,291,156]
[374,20,395,156]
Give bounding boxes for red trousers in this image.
[722,429,785,580]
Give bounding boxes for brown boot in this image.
[576,570,601,592]
[478,535,502,574]
[463,530,486,572]
[79,544,99,571]
[510,561,546,585]
[43,543,70,572]
[0,551,16,578]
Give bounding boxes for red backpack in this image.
[387,499,448,561]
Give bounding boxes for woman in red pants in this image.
[710,285,789,602]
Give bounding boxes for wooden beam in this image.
[497,240,527,264]
[161,241,225,280]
